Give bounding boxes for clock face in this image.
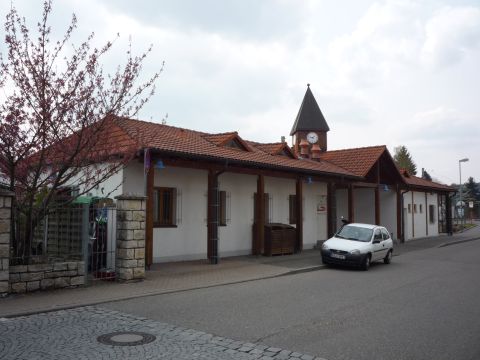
[306,132,318,144]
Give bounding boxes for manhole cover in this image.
[97,331,156,346]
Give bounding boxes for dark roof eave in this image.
[405,184,455,193]
[148,149,361,181]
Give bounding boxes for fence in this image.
[11,203,117,283]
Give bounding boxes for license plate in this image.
[331,253,345,260]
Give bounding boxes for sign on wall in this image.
[316,195,327,213]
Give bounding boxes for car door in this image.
[371,229,384,261]
[381,228,392,257]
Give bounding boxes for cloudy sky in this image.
[1,0,479,185]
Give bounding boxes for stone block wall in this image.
[115,195,146,282]
[9,261,85,293]
[0,190,13,296]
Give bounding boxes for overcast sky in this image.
[1,0,479,185]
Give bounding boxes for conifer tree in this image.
[394,146,417,175]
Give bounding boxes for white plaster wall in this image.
[413,191,427,238]
[217,173,257,257]
[124,163,208,262]
[404,192,414,240]
[303,181,328,246]
[336,189,348,229]
[92,167,124,198]
[122,161,145,195]
[355,188,375,224]
[264,176,296,224]
[69,164,124,199]
[403,191,439,241]
[380,190,397,239]
[427,193,439,236]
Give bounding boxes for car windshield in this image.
[336,225,373,242]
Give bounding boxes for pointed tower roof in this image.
[290,84,330,135]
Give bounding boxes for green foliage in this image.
[394,146,417,176]
[465,177,480,201]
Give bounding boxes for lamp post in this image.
[459,158,469,231]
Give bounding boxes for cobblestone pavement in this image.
[0,306,326,360]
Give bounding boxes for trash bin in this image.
[264,223,296,256]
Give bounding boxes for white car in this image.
[321,223,394,270]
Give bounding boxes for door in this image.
[371,229,384,261]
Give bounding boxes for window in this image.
[254,193,270,223]
[419,204,423,213]
[289,195,297,224]
[429,205,436,224]
[408,204,411,213]
[413,204,417,213]
[374,229,382,241]
[153,187,176,227]
[381,229,390,240]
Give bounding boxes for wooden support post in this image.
[253,174,265,255]
[411,191,415,238]
[446,193,453,235]
[145,165,154,268]
[207,169,220,264]
[327,182,337,237]
[396,185,402,241]
[425,193,428,236]
[348,184,355,223]
[375,163,381,225]
[295,177,303,253]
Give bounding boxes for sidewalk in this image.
[1,223,479,318]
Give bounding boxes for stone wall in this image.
[0,190,13,296]
[115,195,146,282]
[9,261,85,293]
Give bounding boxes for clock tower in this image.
[290,84,330,156]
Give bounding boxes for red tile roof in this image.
[246,141,295,157]
[203,132,238,146]
[403,175,453,191]
[91,116,453,192]
[319,145,387,177]
[113,116,358,178]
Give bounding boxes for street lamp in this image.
[459,158,469,231]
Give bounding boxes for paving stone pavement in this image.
[0,306,327,360]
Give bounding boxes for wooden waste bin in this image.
[264,223,296,256]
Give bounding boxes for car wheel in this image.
[362,254,371,271]
[384,250,393,264]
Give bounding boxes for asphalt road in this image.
[104,240,480,360]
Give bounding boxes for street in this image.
[1,238,480,360]
[103,239,480,360]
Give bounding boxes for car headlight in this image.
[350,249,361,255]
[321,242,329,250]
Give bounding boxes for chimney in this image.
[281,136,286,143]
[311,144,321,161]
[299,139,309,158]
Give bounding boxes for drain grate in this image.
[97,331,156,346]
